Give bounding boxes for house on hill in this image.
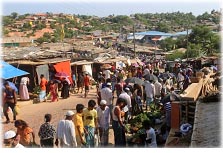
[1,37,33,47]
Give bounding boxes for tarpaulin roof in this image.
[0,61,29,79]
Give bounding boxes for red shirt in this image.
[40,78,48,91]
[84,76,90,86]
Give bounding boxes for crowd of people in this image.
[2,58,220,148]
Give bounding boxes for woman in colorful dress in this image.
[19,76,30,101]
[49,80,58,102]
[14,119,36,147]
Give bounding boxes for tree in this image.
[156,22,171,32]
[3,16,13,26]
[11,12,18,19]
[159,37,177,51]
[184,43,201,58]
[3,28,9,36]
[166,50,185,61]
[22,22,32,30]
[188,25,219,55]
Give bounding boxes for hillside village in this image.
[2,10,221,44]
[1,10,221,65]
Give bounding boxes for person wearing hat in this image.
[100,82,113,116]
[55,110,77,148]
[3,130,24,148]
[96,100,110,146]
[38,114,56,148]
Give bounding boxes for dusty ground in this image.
[191,100,222,147]
[1,86,115,148]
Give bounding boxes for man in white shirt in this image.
[3,130,25,148]
[144,80,155,111]
[55,111,77,148]
[177,70,184,90]
[119,88,132,122]
[100,82,113,115]
[154,79,162,99]
[143,65,150,76]
[143,120,157,148]
[103,69,111,80]
[96,100,110,146]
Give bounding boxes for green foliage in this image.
[11,12,18,19]
[159,37,177,51]
[188,25,220,55]
[129,113,149,129]
[22,22,32,30]
[184,43,201,58]
[166,50,185,61]
[33,86,41,95]
[111,15,134,25]
[175,36,187,48]
[50,23,56,29]
[3,28,9,35]
[3,16,14,26]
[35,22,46,30]
[36,32,52,44]
[156,22,171,33]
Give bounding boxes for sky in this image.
[1,0,222,17]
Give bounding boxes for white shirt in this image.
[146,127,157,148]
[119,91,131,108]
[143,68,150,76]
[177,72,184,82]
[96,106,110,129]
[56,120,77,147]
[15,143,25,148]
[20,77,29,85]
[144,81,155,98]
[100,87,113,105]
[154,81,162,96]
[103,70,111,80]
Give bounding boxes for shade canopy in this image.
[0,61,29,79]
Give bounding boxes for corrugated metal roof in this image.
[71,60,93,66]
[136,31,173,36]
[127,35,145,40]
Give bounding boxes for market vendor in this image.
[112,97,127,147]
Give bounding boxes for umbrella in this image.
[101,64,112,69]
[55,72,69,78]
[158,72,175,80]
[125,77,144,85]
[144,74,158,82]
[2,81,18,93]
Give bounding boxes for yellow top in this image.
[83,108,97,127]
[73,113,84,136]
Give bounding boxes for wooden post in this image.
[171,102,181,129]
